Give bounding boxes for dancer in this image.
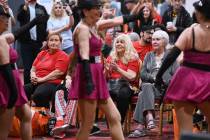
[68,0,141,139]
[156,0,210,137]
[0,5,48,139]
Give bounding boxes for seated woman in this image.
[128,30,179,138]
[105,33,141,124]
[24,33,69,110]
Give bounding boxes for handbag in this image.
[107,78,130,95]
[9,107,51,137]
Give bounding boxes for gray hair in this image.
[128,32,140,42]
[152,30,169,45]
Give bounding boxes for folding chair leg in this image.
[159,103,164,136]
[123,104,131,134]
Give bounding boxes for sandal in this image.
[128,129,146,138]
[147,120,156,130]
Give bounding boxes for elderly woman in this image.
[24,33,69,109]
[47,1,74,54]
[128,30,179,138]
[156,0,210,136]
[105,33,141,124]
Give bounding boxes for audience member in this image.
[132,25,154,61]
[129,30,179,138]
[24,34,69,110]
[47,1,74,54]
[162,0,192,45]
[105,33,141,124]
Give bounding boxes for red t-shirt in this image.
[133,41,153,61]
[33,50,69,84]
[106,56,140,87]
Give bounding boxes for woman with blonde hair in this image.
[47,1,74,54]
[106,33,141,124]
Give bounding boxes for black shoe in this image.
[46,117,57,136]
[90,125,101,136]
[193,114,204,124]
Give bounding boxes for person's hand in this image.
[102,8,115,19]
[63,24,71,31]
[110,61,119,71]
[23,0,29,10]
[36,77,45,84]
[65,5,73,16]
[41,41,48,50]
[155,76,164,92]
[149,76,156,83]
[65,76,72,89]
[167,25,177,32]
[2,3,9,12]
[30,72,38,84]
[104,59,110,71]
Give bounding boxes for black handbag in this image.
[107,78,129,95]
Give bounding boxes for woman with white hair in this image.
[105,33,141,124]
[128,30,179,138]
[47,1,74,54]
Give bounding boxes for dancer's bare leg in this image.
[99,97,124,140]
[76,99,97,140]
[0,108,15,140]
[16,104,32,140]
[197,101,210,133]
[173,101,195,137]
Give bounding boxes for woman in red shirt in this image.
[105,33,141,124]
[24,34,69,109]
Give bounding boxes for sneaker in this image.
[90,125,101,136]
[52,120,66,139]
[193,114,204,124]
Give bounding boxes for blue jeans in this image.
[63,46,73,54]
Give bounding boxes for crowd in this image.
[0,0,210,139]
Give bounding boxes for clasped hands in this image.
[108,61,119,72]
[30,73,44,85]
